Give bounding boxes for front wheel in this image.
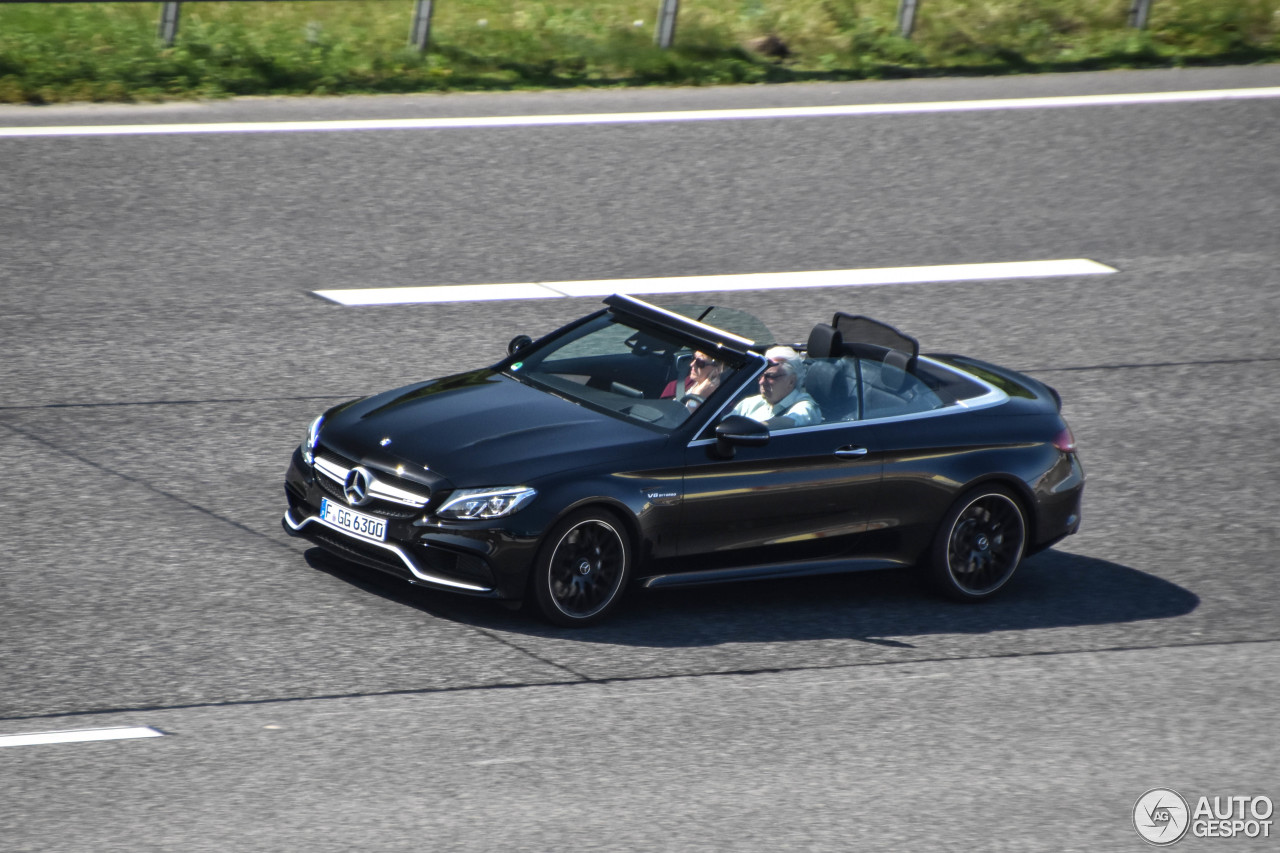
[532,509,632,626]
[928,485,1027,601]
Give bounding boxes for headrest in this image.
[879,349,912,392]
[807,323,843,360]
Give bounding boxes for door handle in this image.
[834,446,869,458]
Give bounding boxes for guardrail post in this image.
[410,0,435,53]
[655,0,679,49]
[897,0,920,38]
[158,2,181,46]
[1128,0,1153,29]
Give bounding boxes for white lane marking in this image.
[319,282,568,305]
[469,756,536,766]
[2,87,1278,138]
[0,726,165,748]
[313,258,1117,306]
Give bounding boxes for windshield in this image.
[506,314,749,430]
[660,304,776,347]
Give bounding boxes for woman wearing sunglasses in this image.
[662,351,724,410]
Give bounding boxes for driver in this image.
[730,348,820,428]
[662,351,723,408]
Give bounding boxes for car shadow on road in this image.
[305,548,1199,648]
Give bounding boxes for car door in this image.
[677,421,884,572]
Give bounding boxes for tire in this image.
[532,509,632,626]
[928,485,1027,601]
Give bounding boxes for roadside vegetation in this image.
[1,0,1277,104]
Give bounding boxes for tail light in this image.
[1052,424,1077,453]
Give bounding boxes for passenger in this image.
[730,348,820,428]
[662,351,723,408]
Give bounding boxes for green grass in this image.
[0,0,1277,103]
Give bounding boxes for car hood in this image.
[319,369,667,487]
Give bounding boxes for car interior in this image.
[799,315,945,423]
[514,309,994,430]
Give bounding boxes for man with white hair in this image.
[729,346,820,428]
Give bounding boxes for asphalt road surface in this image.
[2,65,1279,851]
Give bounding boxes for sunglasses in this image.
[690,357,714,368]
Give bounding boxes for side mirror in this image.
[714,415,770,458]
[508,334,533,356]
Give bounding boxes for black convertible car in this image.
[284,294,1083,626]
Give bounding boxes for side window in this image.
[859,358,944,420]
[719,355,946,428]
[801,357,860,423]
[721,359,846,431]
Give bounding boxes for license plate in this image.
[320,498,387,542]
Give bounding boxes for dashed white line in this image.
[1,87,1277,138]
[0,726,165,748]
[469,756,536,767]
[312,258,1117,306]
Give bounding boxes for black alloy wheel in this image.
[929,485,1027,601]
[533,509,632,626]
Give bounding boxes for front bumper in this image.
[283,447,538,600]
[281,507,496,594]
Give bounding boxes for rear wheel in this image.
[928,485,1027,601]
[532,509,632,626]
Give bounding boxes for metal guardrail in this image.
[1,0,439,49]
[6,0,1164,52]
[897,1,1157,40]
[655,0,678,49]
[1128,0,1154,29]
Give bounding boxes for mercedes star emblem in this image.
[343,467,374,506]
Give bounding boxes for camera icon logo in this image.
[1134,788,1191,845]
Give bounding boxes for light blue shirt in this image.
[731,387,821,427]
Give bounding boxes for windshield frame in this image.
[500,308,762,434]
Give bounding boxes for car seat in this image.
[804,324,860,421]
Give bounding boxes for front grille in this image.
[316,473,343,499]
[315,474,420,519]
[313,447,430,519]
[316,448,357,470]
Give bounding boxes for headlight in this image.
[302,414,324,465]
[437,487,536,520]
